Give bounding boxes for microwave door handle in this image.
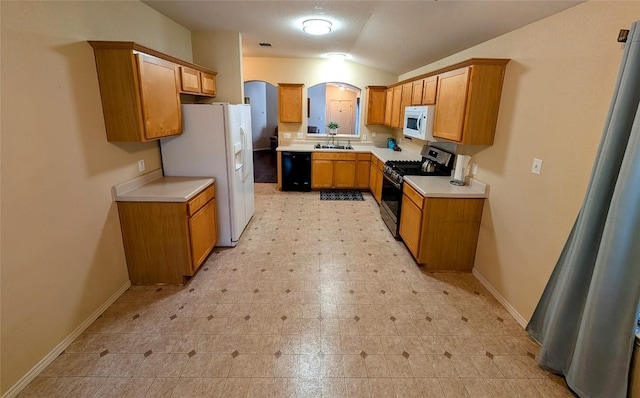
[417,113,424,131]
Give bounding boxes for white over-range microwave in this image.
[403,105,436,141]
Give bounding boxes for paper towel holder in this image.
[450,154,471,186]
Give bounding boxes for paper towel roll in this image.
[453,154,471,183]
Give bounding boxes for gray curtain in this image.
[526,21,640,398]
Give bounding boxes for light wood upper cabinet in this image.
[433,60,509,145]
[422,75,438,105]
[384,88,393,126]
[400,82,413,127]
[136,54,182,141]
[89,41,218,142]
[278,83,304,123]
[390,86,403,128]
[180,66,201,93]
[411,80,424,105]
[365,86,387,125]
[200,72,217,96]
[179,66,217,97]
[433,67,470,143]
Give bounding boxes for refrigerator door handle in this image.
[240,126,248,182]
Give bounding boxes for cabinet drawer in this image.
[356,153,371,161]
[403,183,424,209]
[188,184,216,216]
[312,152,356,161]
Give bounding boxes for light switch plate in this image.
[283,133,291,139]
[297,132,304,139]
[531,158,543,175]
[362,134,367,140]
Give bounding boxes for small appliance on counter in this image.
[387,137,396,150]
[450,154,472,186]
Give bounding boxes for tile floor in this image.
[18,184,575,397]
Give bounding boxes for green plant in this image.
[327,122,339,130]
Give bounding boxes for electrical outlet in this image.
[371,132,377,137]
[362,134,367,140]
[137,159,145,172]
[283,132,291,139]
[471,163,478,176]
[531,158,543,175]
[297,132,304,139]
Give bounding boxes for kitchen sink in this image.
[314,144,354,150]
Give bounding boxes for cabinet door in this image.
[399,193,422,258]
[433,67,470,142]
[422,75,438,105]
[369,160,378,199]
[180,66,201,93]
[311,159,333,189]
[355,159,370,189]
[200,72,217,96]
[189,198,218,274]
[411,80,424,105]
[279,84,303,123]
[374,165,383,203]
[136,53,182,140]
[333,160,356,188]
[384,88,393,126]
[400,83,413,127]
[365,87,387,125]
[390,86,403,128]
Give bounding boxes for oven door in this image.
[380,173,403,238]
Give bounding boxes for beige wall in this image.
[0,1,192,393]
[243,57,397,145]
[399,1,640,322]
[192,30,244,104]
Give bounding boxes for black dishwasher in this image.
[282,151,311,191]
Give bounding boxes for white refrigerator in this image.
[160,103,255,247]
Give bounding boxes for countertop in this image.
[277,143,422,163]
[404,176,488,198]
[113,170,215,202]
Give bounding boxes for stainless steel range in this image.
[380,146,454,238]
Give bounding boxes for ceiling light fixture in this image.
[303,19,332,35]
[326,53,347,62]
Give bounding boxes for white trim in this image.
[472,267,528,328]
[2,280,132,398]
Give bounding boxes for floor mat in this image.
[320,190,365,201]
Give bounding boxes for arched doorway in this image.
[244,80,278,183]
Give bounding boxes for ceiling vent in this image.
[258,42,272,47]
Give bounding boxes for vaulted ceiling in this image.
[143,1,583,75]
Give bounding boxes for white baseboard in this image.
[472,268,528,328]
[2,280,132,398]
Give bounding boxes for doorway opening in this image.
[244,80,278,183]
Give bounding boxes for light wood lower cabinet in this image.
[311,152,367,189]
[117,183,218,284]
[399,183,484,272]
[369,157,383,203]
[355,154,371,189]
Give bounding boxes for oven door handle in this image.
[383,172,402,190]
